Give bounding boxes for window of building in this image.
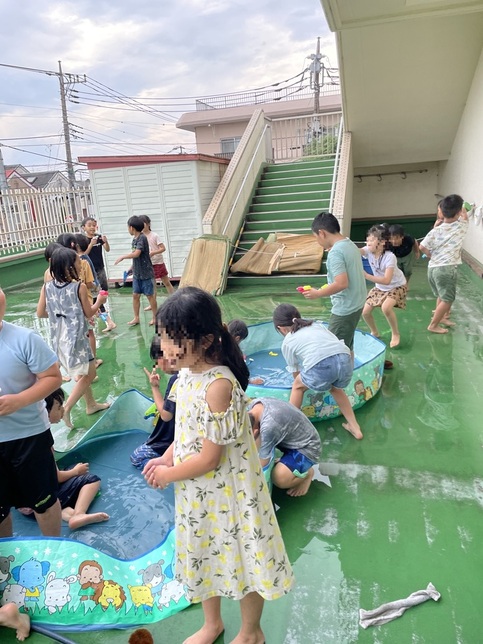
[220,137,241,155]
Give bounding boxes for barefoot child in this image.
[81,216,116,332]
[36,247,110,428]
[139,215,175,297]
[387,224,420,284]
[19,388,109,530]
[0,603,30,642]
[114,216,157,326]
[143,287,293,644]
[360,225,407,348]
[272,303,363,440]
[248,397,321,496]
[130,350,177,470]
[419,194,469,334]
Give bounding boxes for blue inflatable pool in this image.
[242,322,386,421]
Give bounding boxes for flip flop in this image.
[384,360,394,370]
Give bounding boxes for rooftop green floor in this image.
[2,261,483,643]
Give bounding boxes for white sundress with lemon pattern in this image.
[169,365,294,603]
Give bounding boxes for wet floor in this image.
[2,261,483,643]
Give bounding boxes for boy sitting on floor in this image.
[248,397,321,497]
[19,388,109,530]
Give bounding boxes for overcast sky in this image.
[0,0,336,177]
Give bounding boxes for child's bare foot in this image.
[342,422,363,440]
[62,374,71,382]
[149,319,155,326]
[86,402,110,415]
[102,321,117,333]
[144,305,152,311]
[95,358,103,368]
[369,331,380,338]
[0,602,30,641]
[440,318,456,327]
[127,319,140,326]
[287,468,314,497]
[230,628,265,644]
[63,408,73,429]
[183,623,224,644]
[427,325,448,334]
[389,334,400,348]
[68,512,110,530]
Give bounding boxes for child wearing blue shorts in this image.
[249,397,321,496]
[273,303,363,440]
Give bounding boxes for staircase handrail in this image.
[329,117,344,213]
[222,124,271,237]
[202,109,272,242]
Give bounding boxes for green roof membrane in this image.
[2,260,483,642]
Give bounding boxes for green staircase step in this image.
[253,191,330,204]
[259,173,335,186]
[249,201,329,214]
[268,158,335,172]
[261,167,332,180]
[256,182,332,196]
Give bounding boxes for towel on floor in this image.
[359,582,441,629]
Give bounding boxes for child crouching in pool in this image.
[143,286,293,644]
[273,303,363,440]
[248,397,321,496]
[19,388,109,530]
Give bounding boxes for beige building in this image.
[177,92,342,160]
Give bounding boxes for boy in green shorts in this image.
[305,212,367,356]
[419,194,468,334]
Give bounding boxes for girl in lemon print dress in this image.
[144,287,293,644]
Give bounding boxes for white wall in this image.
[439,46,483,267]
[90,161,209,281]
[352,162,439,219]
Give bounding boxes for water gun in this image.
[296,285,312,292]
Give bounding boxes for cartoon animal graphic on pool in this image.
[10,557,50,611]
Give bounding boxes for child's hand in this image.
[0,393,22,416]
[74,463,89,476]
[97,293,108,305]
[114,257,123,266]
[303,287,321,299]
[152,465,170,490]
[143,366,160,388]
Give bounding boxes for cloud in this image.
[0,0,337,168]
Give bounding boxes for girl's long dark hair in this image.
[273,303,313,333]
[49,247,79,283]
[155,287,249,390]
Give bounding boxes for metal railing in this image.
[195,84,340,111]
[270,111,342,162]
[0,186,93,258]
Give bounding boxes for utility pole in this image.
[0,145,8,192]
[0,62,85,188]
[58,61,76,189]
[309,37,324,115]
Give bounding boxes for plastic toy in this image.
[296,285,312,292]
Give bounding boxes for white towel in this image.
[359,582,441,629]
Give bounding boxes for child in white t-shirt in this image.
[361,225,407,348]
[139,215,175,298]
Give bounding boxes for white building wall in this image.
[89,161,209,282]
[352,162,439,219]
[196,161,226,213]
[439,46,483,268]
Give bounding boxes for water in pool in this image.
[247,349,362,388]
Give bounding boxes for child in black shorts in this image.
[19,389,109,530]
